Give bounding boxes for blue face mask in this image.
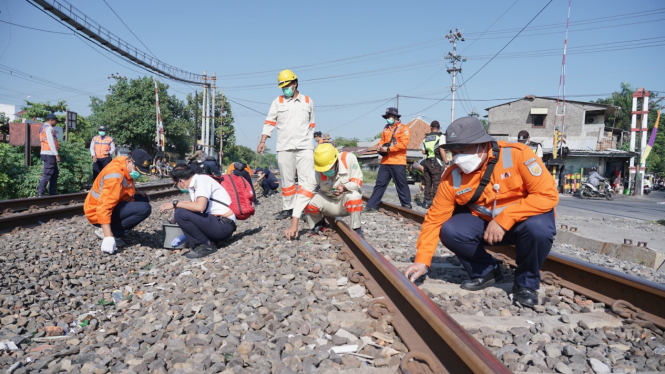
[99,131,106,136]
[282,86,294,98]
[129,170,141,179]
[386,118,395,125]
[322,169,336,177]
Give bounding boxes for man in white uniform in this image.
[257,69,316,222]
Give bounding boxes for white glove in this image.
[101,237,116,254]
[171,234,187,248]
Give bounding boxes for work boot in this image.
[275,209,293,220]
[402,204,413,209]
[354,228,364,239]
[512,284,538,308]
[185,243,218,259]
[460,265,504,291]
[306,220,327,236]
[424,199,433,209]
[362,206,379,213]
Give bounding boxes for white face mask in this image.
[454,145,483,174]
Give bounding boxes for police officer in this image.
[364,107,412,211]
[404,117,558,308]
[90,125,116,181]
[258,69,316,221]
[419,120,449,208]
[37,113,60,196]
[84,149,153,254]
[288,143,364,239]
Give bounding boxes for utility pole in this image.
[200,72,207,155]
[219,88,224,164]
[193,90,198,151]
[211,73,217,157]
[445,29,465,124]
[396,94,399,111]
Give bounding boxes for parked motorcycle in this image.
[579,180,615,200]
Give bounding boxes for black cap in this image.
[382,107,401,119]
[255,167,263,173]
[46,113,58,121]
[98,125,108,131]
[129,149,152,175]
[442,117,495,150]
[517,130,529,142]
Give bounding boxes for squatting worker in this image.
[257,69,316,221]
[419,120,450,208]
[290,144,364,239]
[364,107,412,211]
[90,125,116,181]
[403,117,558,308]
[517,130,543,158]
[37,113,60,197]
[254,167,280,197]
[187,144,207,174]
[159,165,236,259]
[84,149,153,255]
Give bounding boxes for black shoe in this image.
[306,220,327,236]
[275,209,293,220]
[402,204,413,209]
[424,200,432,209]
[461,265,504,291]
[363,207,379,213]
[354,228,364,238]
[512,284,538,308]
[185,243,218,259]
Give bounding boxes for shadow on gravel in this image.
[217,226,264,247]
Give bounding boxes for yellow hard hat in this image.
[278,69,297,88]
[314,143,339,172]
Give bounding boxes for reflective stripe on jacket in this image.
[414,141,558,266]
[84,156,136,225]
[262,94,315,152]
[91,135,114,158]
[379,122,410,165]
[39,124,59,155]
[422,132,442,159]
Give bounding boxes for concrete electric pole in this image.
[445,29,465,124]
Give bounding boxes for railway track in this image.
[322,198,665,373]
[0,182,179,234]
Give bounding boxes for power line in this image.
[461,0,520,53]
[0,0,12,61]
[101,0,158,59]
[325,97,395,133]
[0,19,73,35]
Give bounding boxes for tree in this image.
[333,137,359,148]
[20,100,68,120]
[0,112,9,124]
[89,76,195,157]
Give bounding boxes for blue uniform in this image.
[260,169,280,194]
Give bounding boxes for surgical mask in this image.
[177,181,189,194]
[386,118,395,125]
[453,145,483,174]
[282,86,294,98]
[99,131,106,136]
[129,170,141,179]
[322,169,336,177]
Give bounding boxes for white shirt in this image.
[187,175,236,222]
[262,93,316,152]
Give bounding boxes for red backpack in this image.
[211,174,255,220]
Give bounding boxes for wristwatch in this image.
[172,200,179,209]
[386,146,391,153]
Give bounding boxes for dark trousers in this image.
[366,164,411,208]
[204,160,221,176]
[38,155,59,195]
[95,195,152,237]
[261,178,279,193]
[174,209,236,246]
[422,158,443,201]
[439,208,556,290]
[93,157,112,181]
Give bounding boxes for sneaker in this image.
[94,228,104,240]
[354,228,364,238]
[275,209,293,220]
[362,207,379,213]
[185,243,218,259]
[306,220,327,236]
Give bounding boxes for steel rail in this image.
[367,197,665,329]
[0,182,175,213]
[0,188,179,234]
[327,217,510,374]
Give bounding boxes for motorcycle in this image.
[579,180,615,200]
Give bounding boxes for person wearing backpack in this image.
[159,165,236,259]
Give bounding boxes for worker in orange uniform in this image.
[90,125,116,181]
[364,107,412,211]
[301,144,364,238]
[37,113,60,196]
[84,149,153,254]
[403,117,558,308]
[258,69,316,222]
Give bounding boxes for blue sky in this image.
[1,0,664,151]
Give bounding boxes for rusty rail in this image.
[327,217,510,374]
[368,197,665,330]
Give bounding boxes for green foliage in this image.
[480,119,489,132]
[20,100,68,121]
[0,112,9,124]
[184,91,237,163]
[333,137,359,148]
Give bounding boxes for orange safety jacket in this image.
[39,124,59,152]
[379,122,410,165]
[414,141,558,266]
[92,135,114,158]
[84,156,136,225]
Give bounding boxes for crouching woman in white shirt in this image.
[160,165,237,259]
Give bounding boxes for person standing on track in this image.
[301,144,364,237]
[84,149,153,255]
[257,69,316,224]
[90,125,116,181]
[37,113,60,197]
[403,117,558,308]
[420,120,449,208]
[364,107,412,211]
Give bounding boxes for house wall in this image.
[487,98,608,138]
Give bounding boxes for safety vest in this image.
[84,156,136,225]
[92,135,114,158]
[422,132,442,159]
[39,124,58,152]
